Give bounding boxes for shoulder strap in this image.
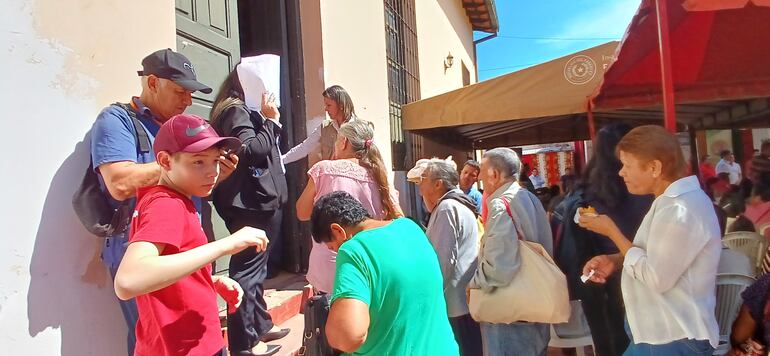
[501,198,524,241]
[113,102,151,153]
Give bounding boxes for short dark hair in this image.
[464,159,480,171]
[728,215,756,233]
[721,150,732,158]
[310,191,371,243]
[754,172,770,202]
[549,184,561,196]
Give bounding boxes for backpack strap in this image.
[112,102,151,153]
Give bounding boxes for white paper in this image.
[574,209,598,224]
[236,54,281,112]
[581,269,595,283]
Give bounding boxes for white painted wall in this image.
[415,0,476,98]
[414,0,476,162]
[0,0,175,354]
[319,0,392,170]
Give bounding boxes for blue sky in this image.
[475,1,641,81]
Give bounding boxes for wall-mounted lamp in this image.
[444,52,454,71]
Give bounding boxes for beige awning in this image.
[403,42,621,148]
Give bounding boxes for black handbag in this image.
[299,294,341,356]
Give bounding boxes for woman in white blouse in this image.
[578,125,721,355]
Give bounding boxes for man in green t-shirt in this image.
[310,191,460,356]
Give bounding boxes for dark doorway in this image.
[238,0,311,273]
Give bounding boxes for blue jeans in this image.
[480,322,549,356]
[104,233,138,356]
[623,319,713,355]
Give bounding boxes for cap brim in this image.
[406,166,426,183]
[181,137,242,154]
[175,79,213,94]
[407,177,421,184]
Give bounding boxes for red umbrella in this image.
[683,0,770,11]
[591,0,770,132]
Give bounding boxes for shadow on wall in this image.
[27,132,126,355]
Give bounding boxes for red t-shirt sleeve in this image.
[130,196,187,250]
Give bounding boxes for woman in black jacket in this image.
[209,66,288,356]
[557,123,653,356]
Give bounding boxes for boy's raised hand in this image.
[213,276,244,314]
[224,226,269,255]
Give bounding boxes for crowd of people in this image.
[83,48,770,356]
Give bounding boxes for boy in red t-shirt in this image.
[114,114,275,356]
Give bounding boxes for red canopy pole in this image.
[655,0,677,133]
[587,99,597,140]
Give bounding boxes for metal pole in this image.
[689,128,701,180]
[655,0,678,133]
[587,100,597,140]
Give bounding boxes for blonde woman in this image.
[282,85,357,164]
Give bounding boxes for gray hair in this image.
[482,148,521,179]
[424,158,459,191]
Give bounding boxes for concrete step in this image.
[218,271,311,353]
[272,313,305,356]
[264,272,312,326]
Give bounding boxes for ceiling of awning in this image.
[407,97,770,150]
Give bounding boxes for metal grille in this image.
[384,0,420,170]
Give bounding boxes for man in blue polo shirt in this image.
[90,48,237,355]
[459,160,483,213]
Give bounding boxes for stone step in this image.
[272,313,305,356]
[264,272,312,326]
[218,272,311,353]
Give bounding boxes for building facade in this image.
[0,0,496,353]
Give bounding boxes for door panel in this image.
[176,0,240,273]
[175,0,194,20]
[176,0,239,120]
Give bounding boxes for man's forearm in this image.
[128,162,162,192]
[102,161,161,201]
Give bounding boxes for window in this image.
[384,0,420,170]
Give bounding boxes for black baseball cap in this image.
[137,49,212,94]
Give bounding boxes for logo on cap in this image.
[185,124,209,137]
[183,62,196,75]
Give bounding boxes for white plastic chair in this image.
[723,231,767,275]
[757,222,770,238]
[549,300,594,356]
[713,273,755,355]
[718,248,754,276]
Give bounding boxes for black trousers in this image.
[449,313,483,356]
[223,209,283,352]
[580,273,628,356]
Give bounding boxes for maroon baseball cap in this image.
[154,114,241,154]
